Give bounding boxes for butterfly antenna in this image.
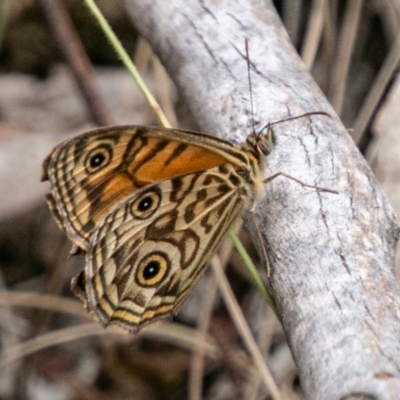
[245,39,257,135]
[259,111,331,136]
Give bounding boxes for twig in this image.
[353,32,400,144]
[37,0,113,126]
[329,0,363,114]
[301,0,327,69]
[211,256,282,400]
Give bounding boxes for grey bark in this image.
[121,0,400,398]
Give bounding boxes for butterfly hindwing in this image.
[75,164,249,332]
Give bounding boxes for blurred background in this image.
[0,1,399,399]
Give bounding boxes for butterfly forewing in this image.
[42,126,252,250]
[77,164,251,331]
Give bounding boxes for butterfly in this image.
[41,116,324,332]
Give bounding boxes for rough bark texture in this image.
[121,0,400,398]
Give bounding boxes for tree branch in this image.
[121,0,400,397]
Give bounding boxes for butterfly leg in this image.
[248,201,273,278]
[263,172,337,194]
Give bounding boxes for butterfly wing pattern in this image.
[72,165,249,331]
[42,125,271,332]
[42,126,254,249]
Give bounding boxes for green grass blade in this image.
[83,0,171,128]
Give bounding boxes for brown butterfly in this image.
[42,116,325,332]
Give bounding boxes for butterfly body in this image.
[42,125,272,331]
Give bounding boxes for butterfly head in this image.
[242,125,275,164]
